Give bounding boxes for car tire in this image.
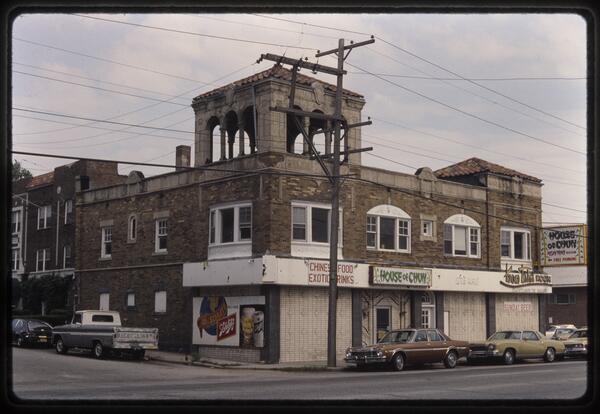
[93,341,105,359]
[503,349,515,365]
[444,350,458,369]
[133,350,145,360]
[544,347,556,363]
[391,353,405,372]
[55,337,68,354]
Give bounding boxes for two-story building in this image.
[11,160,125,312]
[74,64,552,362]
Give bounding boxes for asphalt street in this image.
[10,347,588,402]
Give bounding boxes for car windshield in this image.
[556,329,574,336]
[489,331,521,340]
[28,320,50,330]
[378,330,415,344]
[569,330,587,339]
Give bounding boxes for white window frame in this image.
[155,218,168,253]
[208,202,253,246]
[127,292,136,308]
[128,215,137,242]
[365,205,411,253]
[500,227,531,261]
[101,226,112,259]
[63,245,72,269]
[64,200,73,224]
[38,205,51,229]
[291,202,343,246]
[11,248,20,271]
[36,248,50,272]
[99,293,110,311]
[12,209,21,234]
[154,290,167,313]
[422,220,433,237]
[443,214,481,258]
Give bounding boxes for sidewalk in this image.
[145,350,348,371]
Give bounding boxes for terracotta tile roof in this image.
[193,64,363,101]
[25,171,54,189]
[434,157,542,183]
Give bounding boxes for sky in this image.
[10,12,588,225]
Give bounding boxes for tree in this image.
[12,160,33,181]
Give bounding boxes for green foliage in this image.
[12,160,33,181]
[12,278,21,308]
[20,274,71,315]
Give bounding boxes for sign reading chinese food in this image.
[541,225,587,266]
[370,266,432,287]
[306,260,356,286]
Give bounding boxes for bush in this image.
[20,274,71,315]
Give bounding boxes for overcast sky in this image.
[11,12,587,224]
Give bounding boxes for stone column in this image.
[238,120,245,156]
[302,117,310,155]
[325,121,332,155]
[261,285,280,364]
[410,291,422,329]
[220,128,226,161]
[227,130,234,159]
[351,290,362,347]
[485,293,496,338]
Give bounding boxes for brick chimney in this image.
[175,145,191,171]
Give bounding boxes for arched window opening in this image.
[206,116,221,163]
[286,105,304,154]
[242,106,257,154]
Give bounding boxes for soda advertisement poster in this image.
[541,225,587,266]
[193,295,265,347]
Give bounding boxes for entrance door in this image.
[375,307,391,342]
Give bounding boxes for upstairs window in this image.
[101,226,112,258]
[38,205,51,229]
[64,200,73,224]
[443,214,480,258]
[209,203,253,245]
[128,215,137,242]
[36,248,50,272]
[11,249,20,271]
[365,205,411,253]
[154,291,167,313]
[155,219,168,252]
[291,203,341,244]
[63,245,72,268]
[12,210,21,234]
[500,228,531,261]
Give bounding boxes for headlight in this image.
[376,350,384,357]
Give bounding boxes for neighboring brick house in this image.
[75,64,553,362]
[11,160,125,312]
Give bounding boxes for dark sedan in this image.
[11,319,53,347]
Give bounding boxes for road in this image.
[10,347,588,401]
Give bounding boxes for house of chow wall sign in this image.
[370,266,432,288]
[541,225,587,266]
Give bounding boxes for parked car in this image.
[344,328,469,371]
[468,330,565,365]
[551,327,577,340]
[545,324,576,338]
[11,319,53,347]
[51,310,159,360]
[563,328,588,358]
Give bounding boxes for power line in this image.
[344,60,585,155]
[251,13,372,37]
[71,14,318,51]
[348,72,587,81]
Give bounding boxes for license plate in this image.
[39,338,47,342]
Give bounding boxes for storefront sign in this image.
[370,266,432,287]
[306,260,356,286]
[500,265,552,288]
[503,302,533,312]
[541,225,587,266]
[193,296,265,348]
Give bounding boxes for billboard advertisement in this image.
[541,225,587,266]
[192,295,265,348]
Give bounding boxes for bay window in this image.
[209,203,252,245]
[365,205,411,253]
[443,214,480,258]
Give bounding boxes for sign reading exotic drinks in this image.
[192,296,265,348]
[500,265,552,288]
[541,225,587,266]
[370,266,432,288]
[306,260,356,286]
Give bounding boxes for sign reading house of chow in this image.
[370,266,432,288]
[541,225,587,266]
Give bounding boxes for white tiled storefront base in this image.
[279,286,352,363]
[444,292,487,343]
[495,293,540,332]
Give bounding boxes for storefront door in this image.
[375,307,391,342]
[421,292,436,328]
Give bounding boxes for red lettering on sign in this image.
[216,313,237,341]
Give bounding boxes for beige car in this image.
[563,328,588,358]
[468,330,565,365]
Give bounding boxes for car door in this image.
[411,329,430,364]
[522,331,543,357]
[427,329,447,362]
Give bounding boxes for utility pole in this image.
[258,35,374,367]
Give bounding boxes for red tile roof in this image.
[25,171,54,189]
[193,64,363,101]
[434,157,542,183]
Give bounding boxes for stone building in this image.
[11,160,124,312]
[74,64,552,361]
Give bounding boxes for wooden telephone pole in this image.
[259,36,374,367]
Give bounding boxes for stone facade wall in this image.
[279,286,352,362]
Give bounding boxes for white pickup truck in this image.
[51,310,159,360]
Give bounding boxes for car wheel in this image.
[544,347,556,363]
[133,350,145,360]
[55,338,68,354]
[93,342,105,359]
[444,350,458,369]
[391,353,405,372]
[503,349,515,365]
